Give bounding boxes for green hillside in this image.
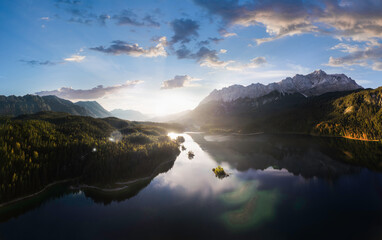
[0,112,182,204]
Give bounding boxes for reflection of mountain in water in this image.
[190,133,382,180]
[0,159,176,222]
[82,160,175,205]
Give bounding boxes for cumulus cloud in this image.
[372,62,382,71]
[194,0,382,43]
[175,46,233,69]
[194,0,382,71]
[195,47,233,68]
[174,45,266,70]
[194,0,319,44]
[330,43,361,53]
[161,75,200,90]
[226,57,267,71]
[327,44,382,70]
[170,18,200,44]
[36,80,142,99]
[90,37,167,57]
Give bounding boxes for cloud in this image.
[55,0,110,26]
[90,37,167,57]
[98,14,111,25]
[194,0,382,44]
[174,45,266,70]
[64,54,86,62]
[194,47,233,68]
[209,37,224,44]
[40,17,50,21]
[143,15,160,27]
[176,46,233,68]
[331,43,361,53]
[170,18,200,44]
[372,62,382,71]
[219,28,237,37]
[195,0,382,71]
[20,60,63,66]
[113,10,143,26]
[226,57,267,71]
[112,10,160,27]
[326,44,382,70]
[36,80,142,99]
[161,75,200,90]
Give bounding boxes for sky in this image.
[1,0,382,115]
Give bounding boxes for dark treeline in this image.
[0,112,181,204]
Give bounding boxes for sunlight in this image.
[167,132,179,140]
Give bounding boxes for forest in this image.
[0,112,182,204]
[189,87,382,141]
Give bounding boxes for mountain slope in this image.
[0,94,114,118]
[0,95,92,117]
[200,70,362,104]
[187,88,382,140]
[75,101,112,118]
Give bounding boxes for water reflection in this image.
[152,134,239,199]
[190,133,382,180]
[1,133,382,239]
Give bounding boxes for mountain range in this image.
[201,69,362,104]
[1,70,381,141]
[0,94,149,120]
[181,70,382,141]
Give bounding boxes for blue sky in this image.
[1,0,381,115]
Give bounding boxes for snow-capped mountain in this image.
[200,70,362,105]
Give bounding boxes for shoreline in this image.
[227,131,380,142]
[0,177,78,208]
[76,159,176,193]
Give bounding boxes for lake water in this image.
[1,133,382,240]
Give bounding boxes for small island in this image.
[212,166,229,179]
[188,151,195,159]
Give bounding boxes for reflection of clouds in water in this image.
[153,134,239,199]
[221,188,280,231]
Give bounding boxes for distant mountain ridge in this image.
[75,101,112,118]
[200,70,362,104]
[0,94,112,118]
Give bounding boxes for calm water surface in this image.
[1,133,382,240]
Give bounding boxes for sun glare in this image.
[167,132,178,140]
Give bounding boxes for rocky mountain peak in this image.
[200,70,362,105]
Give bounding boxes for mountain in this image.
[110,109,149,121]
[75,101,112,118]
[0,94,111,118]
[0,95,92,117]
[184,70,382,141]
[200,70,362,105]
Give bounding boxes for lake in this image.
[1,133,382,240]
